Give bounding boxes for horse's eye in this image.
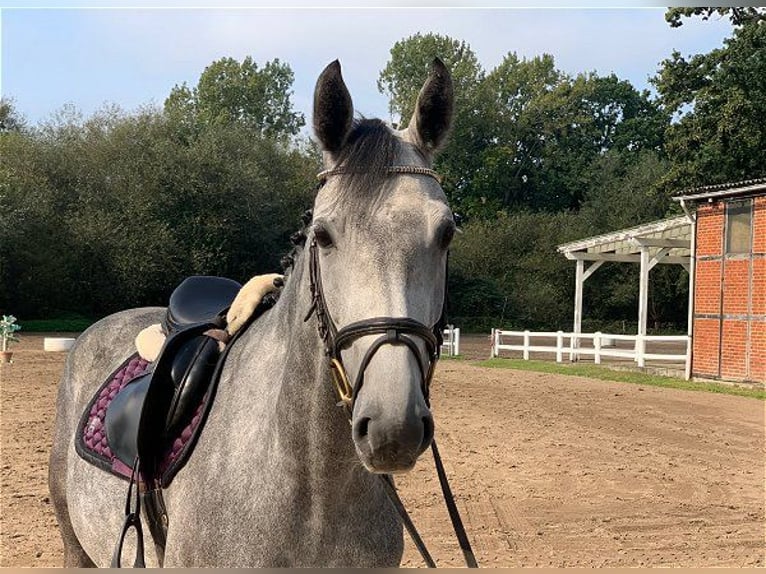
[314,225,334,248]
[439,222,456,250]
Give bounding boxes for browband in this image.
[317,165,443,185]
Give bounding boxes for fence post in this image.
[569,332,574,362]
[556,331,563,363]
[453,328,460,356]
[570,332,579,362]
[490,328,496,358]
[523,330,530,360]
[594,331,602,365]
[637,334,645,367]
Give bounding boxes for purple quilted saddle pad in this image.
[75,353,211,486]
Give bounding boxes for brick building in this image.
[674,179,766,383]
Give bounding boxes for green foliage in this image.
[377,32,484,126]
[579,150,671,232]
[0,314,21,350]
[0,99,26,133]
[1,61,316,318]
[379,37,668,218]
[18,315,93,332]
[655,8,766,189]
[450,211,584,330]
[378,33,496,221]
[4,19,762,336]
[165,56,305,141]
[665,7,765,28]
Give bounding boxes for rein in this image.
[305,165,478,568]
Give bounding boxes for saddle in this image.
[74,275,280,567]
[103,275,243,482]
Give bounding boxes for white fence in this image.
[491,329,689,368]
[441,325,461,357]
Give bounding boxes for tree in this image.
[377,34,495,218]
[654,8,766,189]
[665,7,764,28]
[378,33,483,126]
[379,39,668,217]
[450,211,584,330]
[165,56,304,140]
[0,99,317,318]
[464,54,667,214]
[0,99,26,133]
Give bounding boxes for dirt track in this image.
[1,334,764,567]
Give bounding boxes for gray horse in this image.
[48,58,455,567]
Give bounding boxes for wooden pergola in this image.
[557,216,693,361]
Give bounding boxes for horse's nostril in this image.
[354,417,371,440]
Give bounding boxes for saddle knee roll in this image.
[164,334,221,436]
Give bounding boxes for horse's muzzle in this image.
[352,408,434,473]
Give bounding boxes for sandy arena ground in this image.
[1,334,764,567]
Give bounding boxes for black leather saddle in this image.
[104,276,243,480]
[164,275,242,332]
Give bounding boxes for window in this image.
[725,199,753,254]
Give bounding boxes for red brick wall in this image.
[720,320,748,379]
[753,258,766,315]
[692,318,720,375]
[751,322,766,382]
[691,193,765,383]
[722,259,749,315]
[693,260,721,315]
[753,197,766,254]
[695,203,724,256]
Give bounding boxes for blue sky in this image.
[1,7,733,128]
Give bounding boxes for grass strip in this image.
[474,358,765,400]
[20,318,94,332]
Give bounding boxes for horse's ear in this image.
[407,58,454,154]
[313,60,353,154]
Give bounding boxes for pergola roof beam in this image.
[632,238,690,249]
[557,216,690,255]
[564,252,690,265]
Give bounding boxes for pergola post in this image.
[637,246,650,367]
[559,216,693,372]
[570,259,603,361]
[571,259,585,361]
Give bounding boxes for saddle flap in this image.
[105,373,151,468]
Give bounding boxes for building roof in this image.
[672,178,766,202]
[557,215,691,265]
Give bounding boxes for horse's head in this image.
[309,59,454,473]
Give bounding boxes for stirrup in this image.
[111,457,146,568]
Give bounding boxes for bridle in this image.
[304,165,478,569]
[305,241,443,415]
[305,165,446,414]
